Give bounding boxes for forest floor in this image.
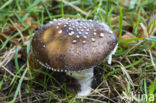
[0,0,156,103]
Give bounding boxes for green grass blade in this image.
[118,6,123,42]
[0,0,13,9]
[11,67,28,103]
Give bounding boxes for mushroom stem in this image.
[66,67,94,96]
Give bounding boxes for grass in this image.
[0,0,156,103]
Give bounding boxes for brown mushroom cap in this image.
[32,18,117,72]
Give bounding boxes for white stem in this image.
[66,67,94,96]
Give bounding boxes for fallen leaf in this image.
[8,23,23,31]
[152,49,156,57]
[120,33,137,48]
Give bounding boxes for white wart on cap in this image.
[32,18,117,72]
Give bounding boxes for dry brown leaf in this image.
[30,24,39,31]
[120,33,137,48]
[24,17,34,26]
[7,16,39,34]
[112,16,133,34]
[24,17,39,32]
[152,49,156,57]
[7,23,23,31]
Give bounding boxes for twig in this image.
[1,65,16,77]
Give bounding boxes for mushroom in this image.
[31,18,118,96]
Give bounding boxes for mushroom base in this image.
[66,67,94,96]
